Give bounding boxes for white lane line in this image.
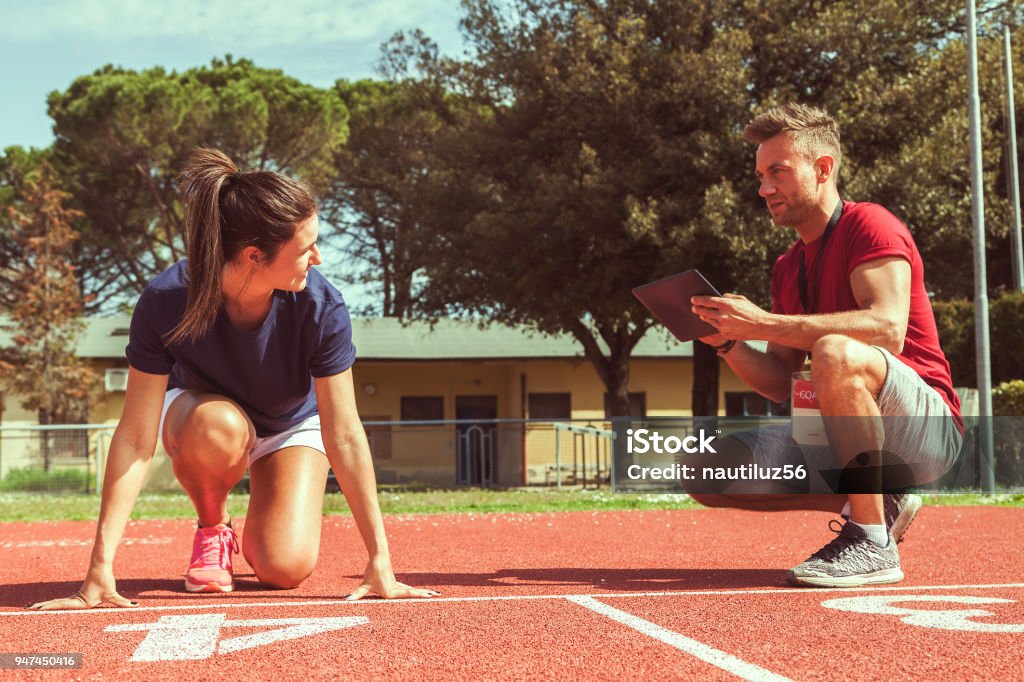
[568,595,795,682]
[5,582,1024,616]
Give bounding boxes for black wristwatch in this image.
[713,339,737,356]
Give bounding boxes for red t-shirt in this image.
[771,200,962,422]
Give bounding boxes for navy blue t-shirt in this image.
[126,260,357,436]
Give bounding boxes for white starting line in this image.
[4,581,1024,617]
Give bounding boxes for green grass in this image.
[0,487,1022,523]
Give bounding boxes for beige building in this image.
[2,317,768,489]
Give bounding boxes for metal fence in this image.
[0,419,615,493]
[3,417,1021,494]
[0,424,115,493]
[361,418,614,488]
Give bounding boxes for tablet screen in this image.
[632,270,722,343]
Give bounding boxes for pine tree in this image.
[0,162,98,468]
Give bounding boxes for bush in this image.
[992,380,1024,488]
[990,293,1024,382]
[932,292,1024,387]
[932,297,975,386]
[993,380,1024,416]
[0,467,90,492]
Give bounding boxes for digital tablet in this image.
[631,269,722,343]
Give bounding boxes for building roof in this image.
[348,318,693,360]
[3,316,695,361]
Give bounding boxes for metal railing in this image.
[359,418,615,489]
[0,424,116,494]
[552,422,615,489]
[4,416,1021,494]
[0,419,616,493]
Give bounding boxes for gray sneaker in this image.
[787,521,903,588]
[840,493,923,544]
[885,493,922,544]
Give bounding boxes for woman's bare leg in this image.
[163,391,253,526]
[243,446,329,589]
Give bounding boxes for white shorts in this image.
[158,388,328,466]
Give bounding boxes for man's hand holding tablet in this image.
[690,292,773,344]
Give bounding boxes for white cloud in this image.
[3,0,458,47]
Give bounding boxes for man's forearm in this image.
[760,310,904,353]
[723,342,799,404]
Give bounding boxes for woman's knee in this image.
[176,399,255,457]
[248,551,319,589]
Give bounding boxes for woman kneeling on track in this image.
[29,147,439,610]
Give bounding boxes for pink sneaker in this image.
[184,523,239,593]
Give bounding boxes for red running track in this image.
[1,507,1022,680]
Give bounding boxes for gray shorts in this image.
[734,346,963,493]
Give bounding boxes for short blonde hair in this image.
[743,103,842,174]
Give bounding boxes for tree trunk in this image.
[392,268,413,319]
[691,341,720,416]
[604,350,632,417]
[568,320,646,418]
[38,407,53,472]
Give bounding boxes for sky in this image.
[0,0,467,150]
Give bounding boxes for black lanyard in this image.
[798,200,843,314]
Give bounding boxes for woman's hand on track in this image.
[345,558,441,601]
[27,567,139,610]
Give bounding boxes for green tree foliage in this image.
[11,1,1020,419]
[325,75,469,317]
[0,162,99,431]
[408,0,763,414]
[322,30,489,318]
[829,7,1024,299]
[46,56,349,309]
[395,0,1021,414]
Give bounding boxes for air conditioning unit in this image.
[105,368,129,392]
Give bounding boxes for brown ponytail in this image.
[166,147,318,345]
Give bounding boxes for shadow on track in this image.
[363,568,788,592]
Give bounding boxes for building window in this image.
[604,392,647,418]
[724,392,790,417]
[528,392,571,420]
[400,396,444,421]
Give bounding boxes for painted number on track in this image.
[106,614,369,661]
[822,595,1024,632]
